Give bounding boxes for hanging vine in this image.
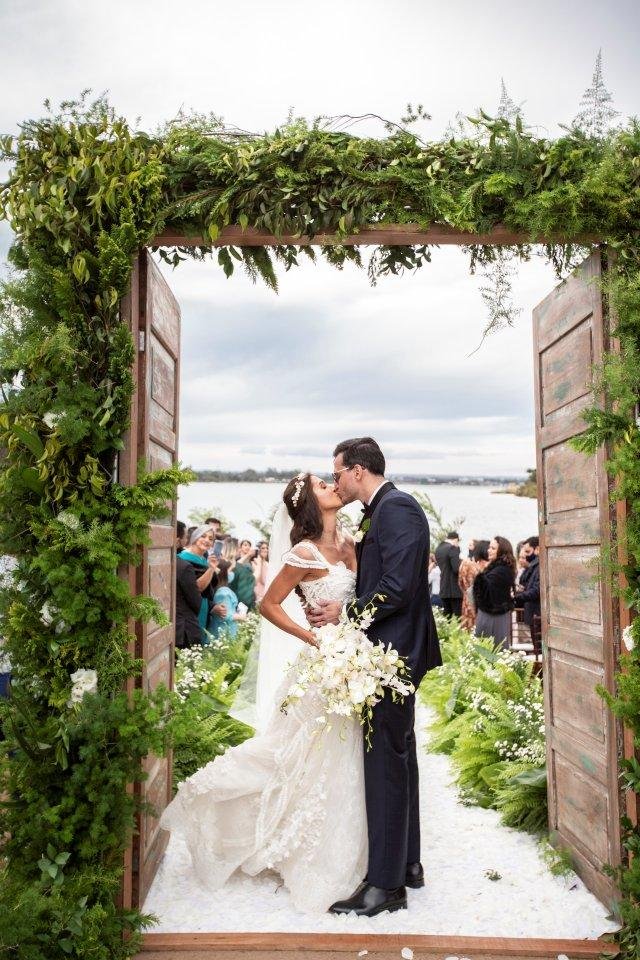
[0,91,639,958]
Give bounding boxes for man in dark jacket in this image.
[435,532,462,618]
[175,557,206,648]
[515,536,541,640]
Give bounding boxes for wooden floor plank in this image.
[138,931,618,958]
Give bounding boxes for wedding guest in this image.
[515,542,530,586]
[435,531,462,618]
[205,517,223,538]
[175,557,205,649]
[238,538,253,562]
[0,555,17,702]
[472,536,516,649]
[224,537,256,610]
[253,541,270,603]
[176,520,188,554]
[428,553,442,608]
[458,539,489,631]
[177,525,226,643]
[209,559,248,639]
[515,535,541,643]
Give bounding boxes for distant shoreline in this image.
[190,471,526,487]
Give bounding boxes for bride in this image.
[160,472,368,914]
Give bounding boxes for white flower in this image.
[623,625,635,651]
[353,530,364,543]
[401,950,414,960]
[67,668,98,707]
[40,602,55,626]
[57,510,80,531]
[42,411,60,429]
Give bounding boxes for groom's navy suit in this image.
[352,481,441,889]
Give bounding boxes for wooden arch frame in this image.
[127,223,629,960]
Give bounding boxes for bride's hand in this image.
[303,630,319,648]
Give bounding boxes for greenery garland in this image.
[0,92,639,957]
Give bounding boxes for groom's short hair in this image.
[334,437,385,476]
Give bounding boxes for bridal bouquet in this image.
[280,603,414,748]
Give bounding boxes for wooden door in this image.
[120,250,181,907]
[533,250,622,907]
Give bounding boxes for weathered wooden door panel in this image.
[121,250,180,907]
[533,251,621,907]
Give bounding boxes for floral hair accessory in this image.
[291,472,306,508]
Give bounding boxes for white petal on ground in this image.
[144,704,620,938]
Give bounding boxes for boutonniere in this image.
[354,518,371,543]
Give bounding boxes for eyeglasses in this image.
[332,465,354,483]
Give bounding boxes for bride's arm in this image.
[260,565,319,647]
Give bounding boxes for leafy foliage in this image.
[421,614,547,831]
[1,89,640,954]
[0,94,191,958]
[170,617,258,786]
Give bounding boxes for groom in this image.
[308,437,441,916]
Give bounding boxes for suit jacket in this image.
[352,482,441,686]
[515,555,541,626]
[434,540,462,599]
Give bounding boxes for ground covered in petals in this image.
[144,704,618,938]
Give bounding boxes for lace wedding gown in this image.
[160,541,368,914]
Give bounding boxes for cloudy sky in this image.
[1,0,639,477]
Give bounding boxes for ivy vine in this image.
[0,92,639,958]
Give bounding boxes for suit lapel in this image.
[355,481,396,577]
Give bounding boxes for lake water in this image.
[178,482,539,550]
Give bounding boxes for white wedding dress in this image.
[160,541,368,914]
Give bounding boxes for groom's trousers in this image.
[364,692,420,889]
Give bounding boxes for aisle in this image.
[143,704,619,938]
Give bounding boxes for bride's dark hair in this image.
[283,473,323,545]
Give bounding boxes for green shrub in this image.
[421,613,547,829]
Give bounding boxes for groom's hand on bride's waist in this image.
[306,600,341,627]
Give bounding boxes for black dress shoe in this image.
[329,881,407,916]
[405,862,425,889]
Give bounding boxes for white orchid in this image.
[40,602,55,626]
[280,605,414,747]
[42,411,61,429]
[67,668,98,707]
[57,510,80,531]
[623,625,635,652]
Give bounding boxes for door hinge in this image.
[138,331,146,352]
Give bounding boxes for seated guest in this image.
[209,560,247,639]
[176,557,205,648]
[472,536,516,650]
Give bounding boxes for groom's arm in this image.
[352,498,427,624]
